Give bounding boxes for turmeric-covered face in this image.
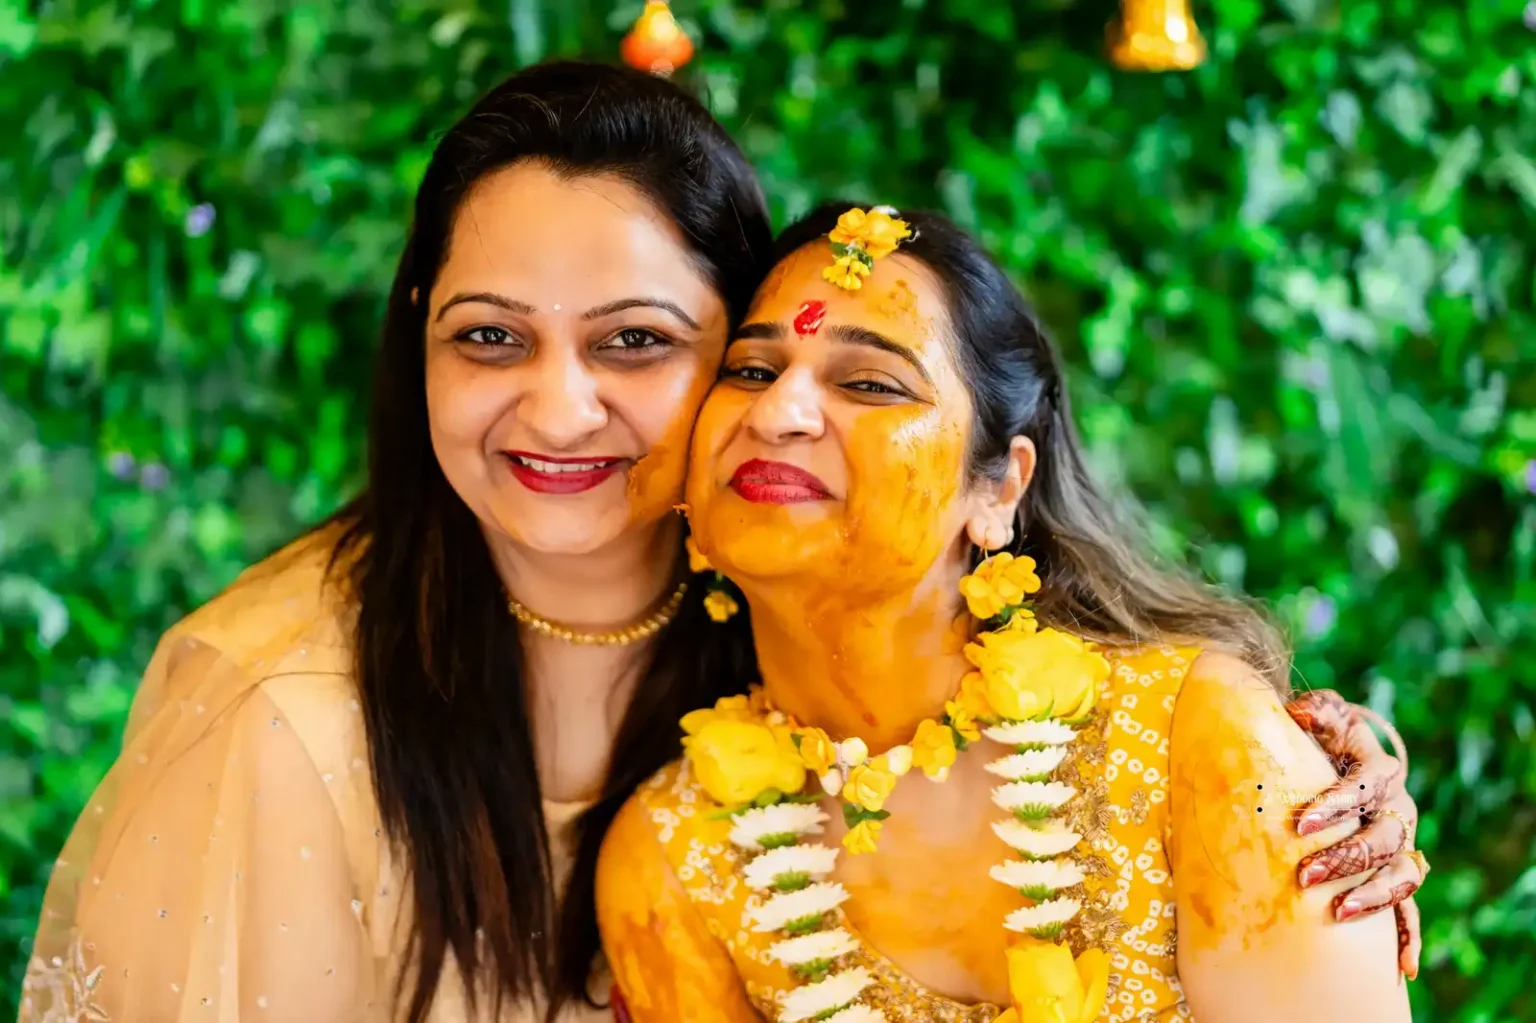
[685,244,978,598]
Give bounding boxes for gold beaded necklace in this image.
[506,580,688,647]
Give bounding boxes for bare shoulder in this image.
[1177,650,1338,796]
[1170,658,1410,1019]
[1169,649,1358,925]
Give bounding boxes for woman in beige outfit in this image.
[21,61,1425,1023]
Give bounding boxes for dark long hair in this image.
[332,62,771,1021]
[774,206,1291,692]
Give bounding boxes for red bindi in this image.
[793,300,827,336]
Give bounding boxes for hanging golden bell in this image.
[621,1,695,76]
[1107,0,1206,72]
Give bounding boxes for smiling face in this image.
[685,243,992,600]
[425,162,728,556]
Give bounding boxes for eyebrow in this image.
[583,297,700,330]
[435,292,535,322]
[433,292,700,330]
[733,320,934,386]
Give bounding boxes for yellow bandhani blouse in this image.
[634,645,1200,1023]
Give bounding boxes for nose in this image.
[515,343,607,447]
[742,366,825,444]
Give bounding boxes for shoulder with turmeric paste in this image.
[1168,650,1410,1023]
[596,773,762,1023]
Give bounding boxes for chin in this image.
[695,503,838,585]
[711,546,816,584]
[486,501,635,557]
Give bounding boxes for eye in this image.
[456,325,517,346]
[597,328,670,353]
[720,364,777,386]
[844,380,903,396]
[841,376,914,401]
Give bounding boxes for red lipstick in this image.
[503,450,626,495]
[729,459,831,505]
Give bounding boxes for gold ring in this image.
[1405,848,1430,878]
[1378,807,1415,844]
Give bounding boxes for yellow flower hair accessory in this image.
[822,206,913,291]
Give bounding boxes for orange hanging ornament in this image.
[621,1,695,76]
[1107,0,1206,72]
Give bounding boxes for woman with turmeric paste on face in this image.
[596,206,1424,1023]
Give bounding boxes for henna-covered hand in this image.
[1284,688,1426,980]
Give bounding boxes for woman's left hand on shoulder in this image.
[1284,688,1427,980]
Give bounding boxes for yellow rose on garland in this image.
[911,718,958,779]
[844,760,898,813]
[994,939,1110,1023]
[966,628,1053,721]
[1033,630,1109,721]
[795,727,838,775]
[966,627,1107,723]
[959,552,1043,620]
[679,694,755,739]
[685,720,807,805]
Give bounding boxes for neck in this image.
[487,515,684,631]
[743,561,972,752]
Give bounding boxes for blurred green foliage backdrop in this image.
[3,0,1534,1019]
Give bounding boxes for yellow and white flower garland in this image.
[680,552,1112,1023]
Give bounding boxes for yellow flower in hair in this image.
[823,253,871,291]
[829,208,874,246]
[795,727,838,775]
[704,588,739,622]
[845,760,898,813]
[966,627,1107,723]
[685,535,712,574]
[684,720,807,806]
[911,717,958,779]
[843,818,883,855]
[959,553,1042,620]
[830,208,913,261]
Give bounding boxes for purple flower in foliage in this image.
[140,463,170,490]
[1304,595,1337,638]
[107,452,136,480]
[185,203,216,238]
[1525,458,1536,496]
